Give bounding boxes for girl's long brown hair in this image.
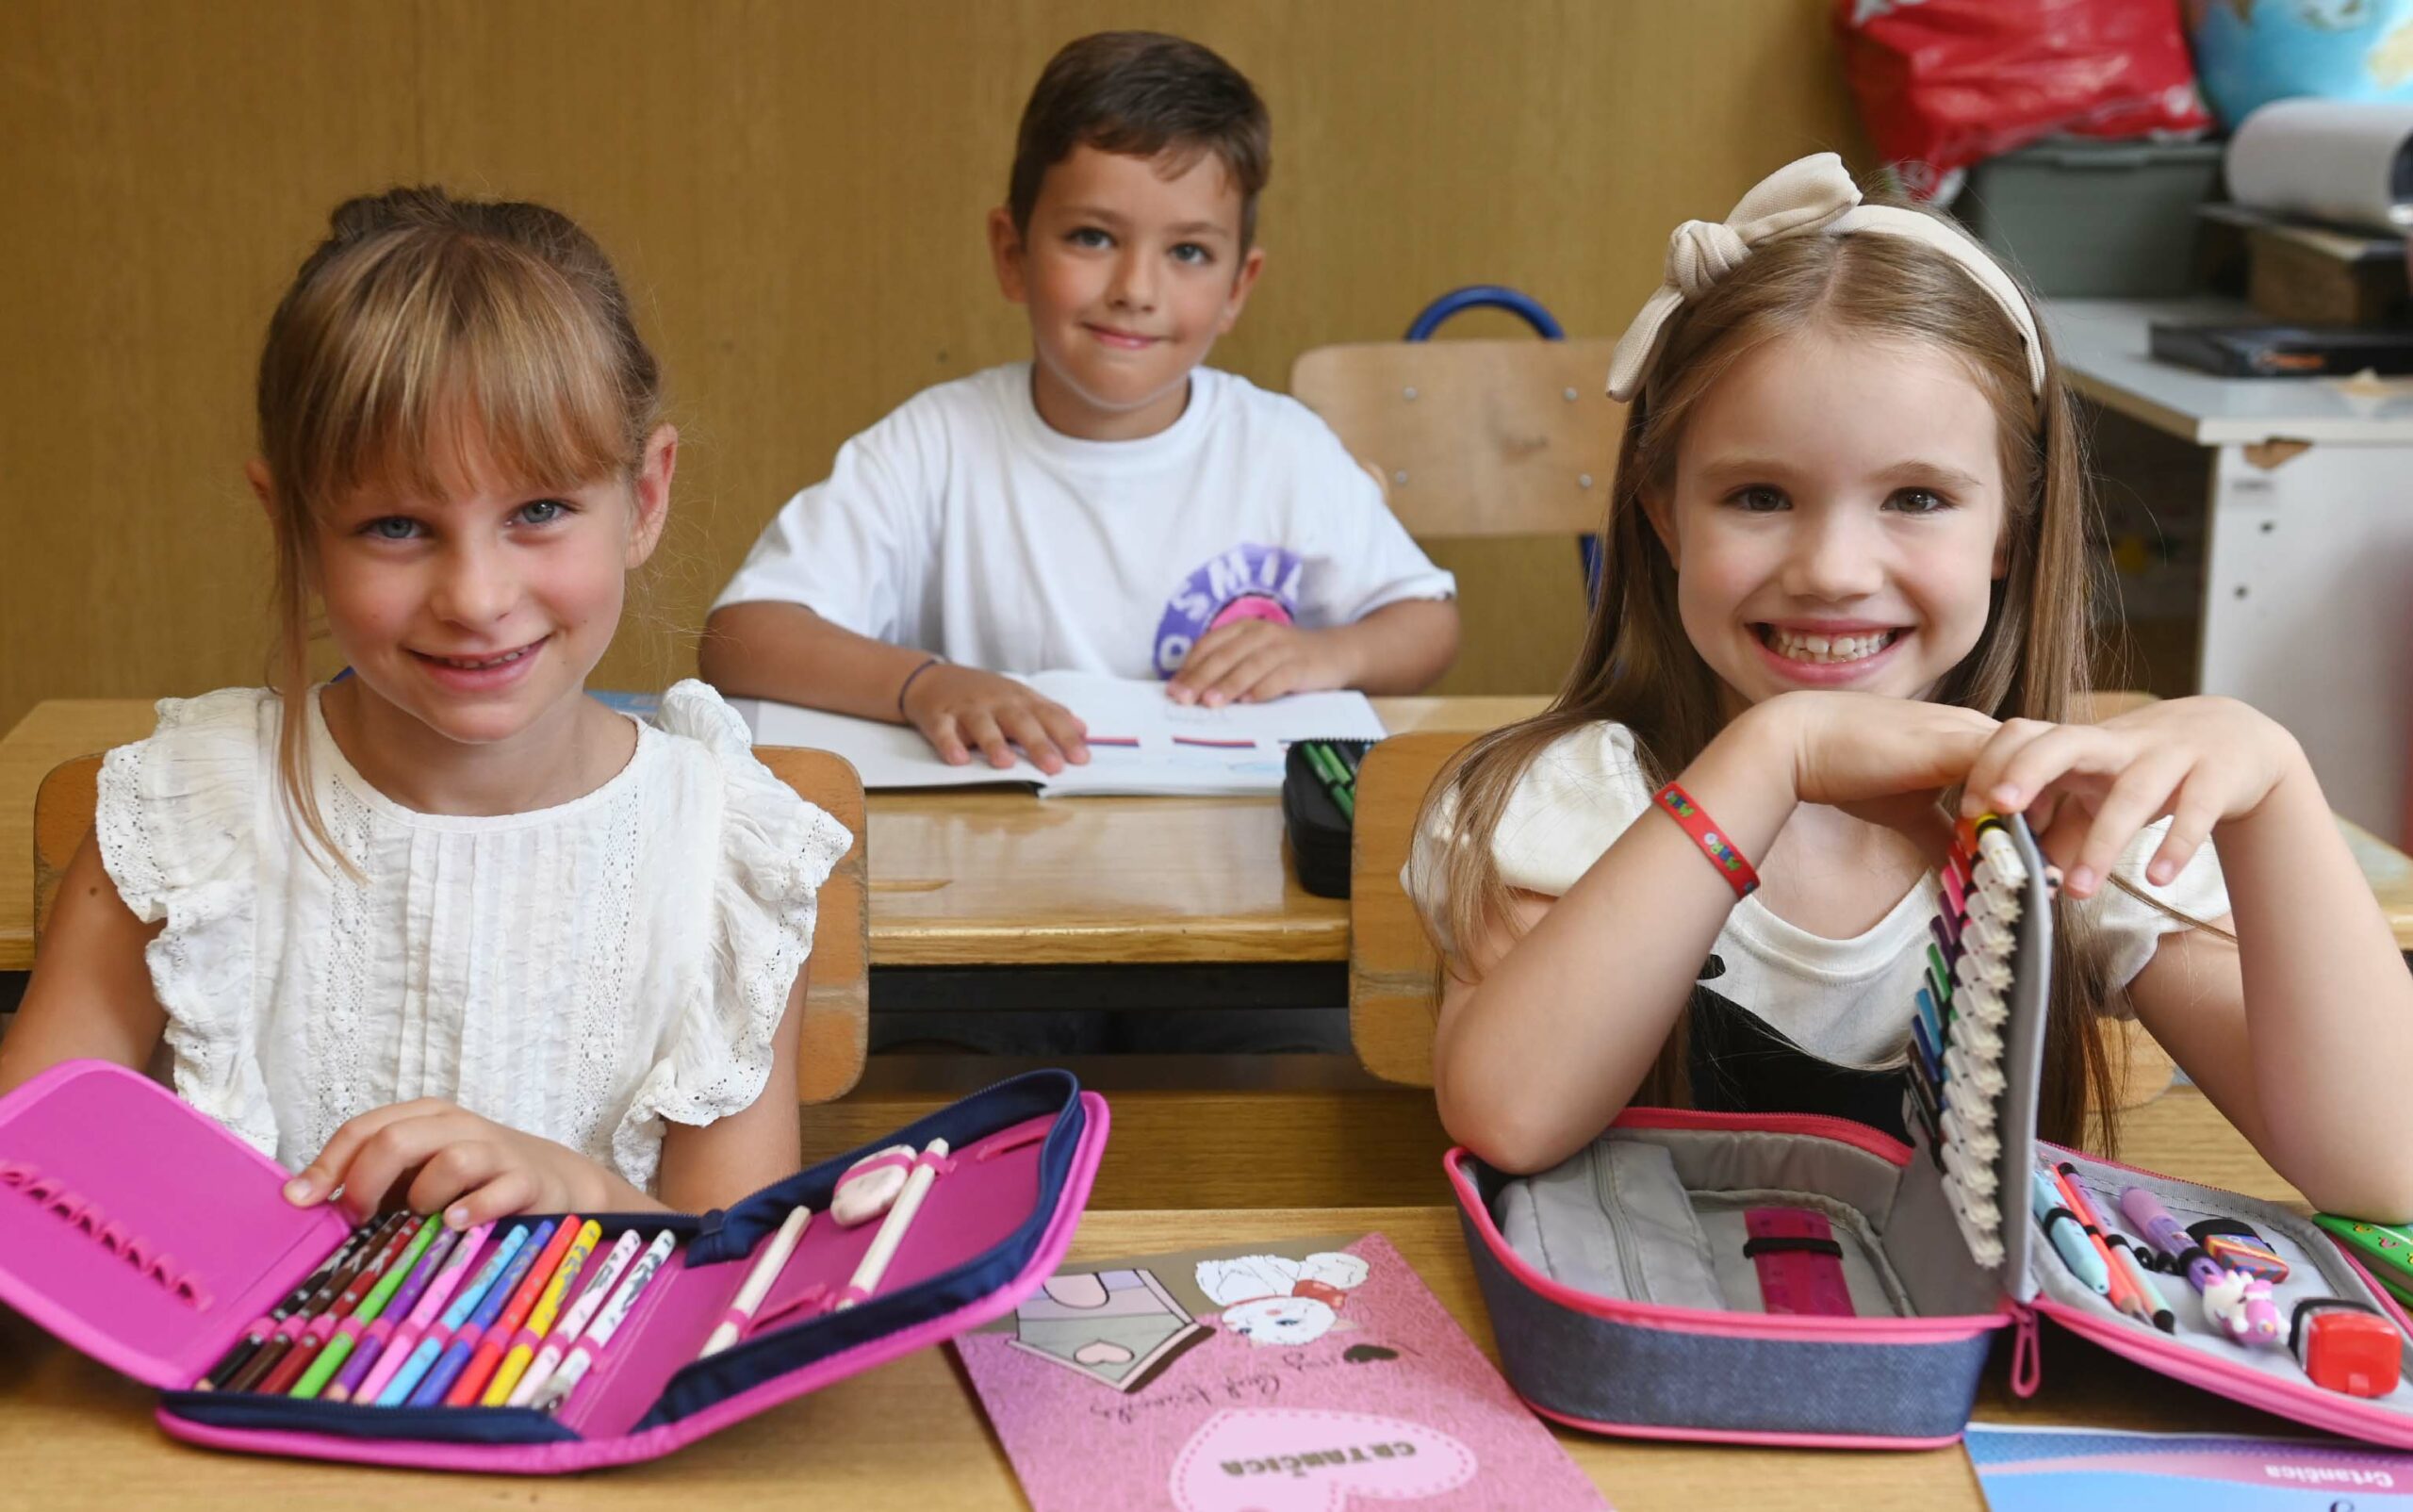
[1421,216,2126,1151]
[254,187,664,869]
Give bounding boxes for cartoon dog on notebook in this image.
[1195,1251,1371,1346]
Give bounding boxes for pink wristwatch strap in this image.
[1742,1208,1855,1317]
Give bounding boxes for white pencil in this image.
[698,1205,813,1357]
[836,1139,948,1310]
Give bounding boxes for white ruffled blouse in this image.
[94,679,853,1194]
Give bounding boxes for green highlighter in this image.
[2312,1213,2413,1306]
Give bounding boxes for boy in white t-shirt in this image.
[702,31,1460,775]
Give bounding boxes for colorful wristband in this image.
[1651,781,1760,898]
[895,655,944,718]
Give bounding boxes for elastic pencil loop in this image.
[834,1284,872,1308]
[750,1282,830,1335]
[1650,781,1760,898]
[970,1124,1049,1162]
[916,1152,959,1176]
[895,655,944,719]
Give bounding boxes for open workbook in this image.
[730,672,1387,796]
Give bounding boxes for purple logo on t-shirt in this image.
[1154,544,1305,678]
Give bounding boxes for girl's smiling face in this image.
[1646,325,2011,713]
[299,419,673,754]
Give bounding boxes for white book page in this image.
[729,675,1386,795]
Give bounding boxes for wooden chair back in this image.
[33,746,871,1103]
[1289,337,1622,539]
[1343,717,2176,1109]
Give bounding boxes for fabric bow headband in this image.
[1605,152,2045,403]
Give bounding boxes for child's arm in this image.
[701,600,1091,774]
[283,970,811,1224]
[1965,698,2413,1220]
[0,832,167,1095]
[1434,693,1996,1173]
[1168,597,1459,707]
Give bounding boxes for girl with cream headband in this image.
[1407,155,2413,1219]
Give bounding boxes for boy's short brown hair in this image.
[1008,31,1272,250]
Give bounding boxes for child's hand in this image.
[282,1099,617,1229]
[1960,696,2304,898]
[1765,692,2001,857]
[900,664,1090,773]
[1169,621,1354,707]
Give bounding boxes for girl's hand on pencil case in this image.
[1168,620,1351,708]
[900,663,1090,774]
[284,1098,640,1229]
[1960,697,2305,899]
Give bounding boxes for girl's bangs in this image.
[301,243,635,514]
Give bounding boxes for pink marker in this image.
[353,1221,493,1405]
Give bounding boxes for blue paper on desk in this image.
[1966,1424,2413,1509]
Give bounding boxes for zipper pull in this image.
[2009,1302,2043,1398]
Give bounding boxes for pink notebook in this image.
[957,1231,1608,1512]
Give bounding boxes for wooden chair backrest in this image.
[1343,707,2176,1108]
[1289,337,1622,539]
[33,746,871,1103]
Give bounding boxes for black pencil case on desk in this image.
[1443,814,2413,1449]
[0,1060,1108,1473]
[1282,739,1371,899]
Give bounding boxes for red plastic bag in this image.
[1836,0,2211,202]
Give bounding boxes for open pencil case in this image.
[1446,814,2413,1448]
[1283,737,1371,899]
[0,1058,1108,1471]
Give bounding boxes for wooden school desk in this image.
[0,695,1539,978]
[0,1085,2339,1510]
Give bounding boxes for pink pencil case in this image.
[1447,814,2413,1449]
[0,1059,1108,1472]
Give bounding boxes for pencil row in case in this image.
[1447,812,2413,1449]
[0,1060,1108,1472]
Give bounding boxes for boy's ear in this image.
[1640,484,1679,567]
[987,206,1029,304]
[1214,245,1267,336]
[626,423,677,568]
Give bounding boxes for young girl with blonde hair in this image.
[0,188,851,1229]
[1410,155,2413,1220]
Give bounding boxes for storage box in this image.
[1959,140,2224,298]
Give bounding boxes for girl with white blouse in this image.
[0,188,851,1231]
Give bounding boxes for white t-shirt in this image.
[713,363,1457,679]
[94,680,854,1193]
[1403,721,2232,1070]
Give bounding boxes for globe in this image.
[2189,0,2413,127]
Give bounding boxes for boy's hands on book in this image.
[282,1098,648,1228]
[1168,619,1354,707]
[900,663,1091,774]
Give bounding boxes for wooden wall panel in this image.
[0,0,1863,730]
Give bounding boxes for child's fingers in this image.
[997,706,1066,775]
[1036,702,1091,764]
[1172,624,1270,698]
[2147,781,2220,888]
[1972,723,2119,817]
[286,1098,450,1207]
[327,1110,474,1221]
[2067,754,2191,897]
[1237,662,1303,704]
[1961,718,2060,816]
[430,1161,539,1231]
[399,1140,508,1224]
[957,710,1018,769]
[921,715,973,765]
